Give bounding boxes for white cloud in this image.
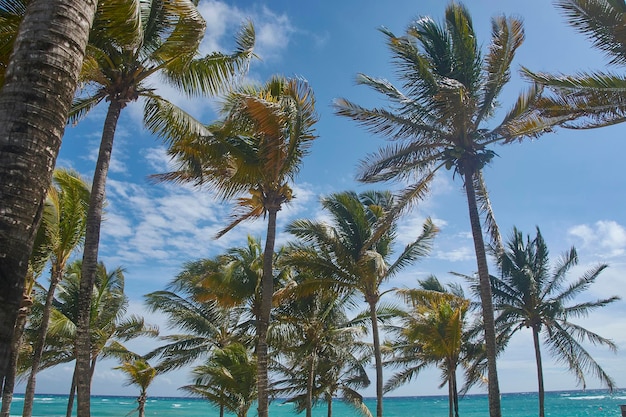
[568,220,626,258]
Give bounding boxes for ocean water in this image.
[8,389,626,417]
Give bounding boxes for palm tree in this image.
[180,343,257,417]
[489,227,619,417]
[385,277,477,417]
[152,75,318,417]
[285,190,437,417]
[71,3,254,415]
[522,0,626,128]
[0,0,96,388]
[272,286,371,417]
[21,169,90,417]
[19,260,158,417]
[144,258,254,372]
[115,358,158,417]
[333,5,563,415]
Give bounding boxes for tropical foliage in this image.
[523,0,626,129]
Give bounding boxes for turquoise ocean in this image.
[9,389,626,417]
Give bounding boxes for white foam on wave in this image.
[567,395,606,400]
[172,403,182,408]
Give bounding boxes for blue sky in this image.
[24,0,626,399]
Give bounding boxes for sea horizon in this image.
[7,388,626,417]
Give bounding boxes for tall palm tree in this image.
[333,4,563,415]
[523,0,626,128]
[0,0,96,388]
[385,277,477,417]
[180,343,257,417]
[489,227,619,417]
[72,3,254,415]
[152,76,318,417]
[22,169,90,417]
[285,190,437,417]
[115,358,158,417]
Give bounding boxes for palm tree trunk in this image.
[76,99,124,417]
[327,395,332,417]
[0,0,97,389]
[137,392,146,417]
[257,204,279,417]
[306,353,316,417]
[447,368,454,417]
[368,299,383,417]
[462,168,501,417]
[0,294,32,417]
[533,327,545,417]
[451,365,459,417]
[66,368,77,417]
[23,266,64,417]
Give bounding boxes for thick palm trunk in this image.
[533,328,545,417]
[0,294,31,417]
[0,0,96,388]
[22,266,64,417]
[76,100,123,417]
[257,205,279,417]
[368,299,383,417]
[451,365,459,417]
[462,169,501,417]
[326,395,332,417]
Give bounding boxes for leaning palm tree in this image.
[21,169,90,417]
[285,190,437,417]
[115,358,158,417]
[488,227,619,417]
[523,0,626,128]
[180,343,257,417]
[386,277,477,417]
[71,3,254,415]
[333,4,563,416]
[152,75,318,417]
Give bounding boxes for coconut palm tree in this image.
[285,190,437,417]
[115,358,157,417]
[523,0,626,128]
[489,227,619,417]
[385,277,477,417]
[19,260,158,417]
[71,3,254,415]
[333,4,563,415]
[144,259,253,372]
[0,0,96,388]
[152,75,318,417]
[21,169,90,417]
[272,286,371,417]
[180,343,257,417]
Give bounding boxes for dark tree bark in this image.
[0,0,97,392]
